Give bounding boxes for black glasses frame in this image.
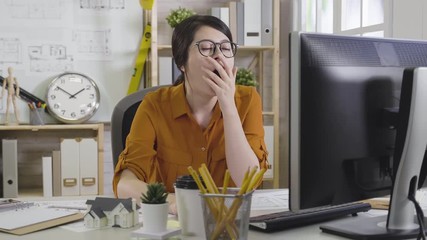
[194,40,238,58]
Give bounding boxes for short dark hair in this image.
[171,15,233,85]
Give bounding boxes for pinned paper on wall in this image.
[0,0,143,123]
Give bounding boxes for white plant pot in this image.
[141,202,169,233]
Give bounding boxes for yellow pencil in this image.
[247,168,267,192]
[188,166,237,239]
[218,170,230,223]
[201,164,220,193]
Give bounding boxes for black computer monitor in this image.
[289,32,427,239]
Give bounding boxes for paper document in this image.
[251,189,289,211]
[417,188,427,210]
[36,199,88,209]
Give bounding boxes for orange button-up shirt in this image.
[113,84,268,194]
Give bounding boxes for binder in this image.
[172,58,181,83]
[211,7,229,27]
[228,2,238,43]
[60,139,80,196]
[244,0,261,46]
[263,126,274,179]
[42,156,53,197]
[2,139,18,198]
[220,7,230,27]
[261,0,273,46]
[236,1,245,45]
[159,56,173,85]
[79,138,98,195]
[52,150,61,196]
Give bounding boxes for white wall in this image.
[0,0,143,124]
[392,0,427,39]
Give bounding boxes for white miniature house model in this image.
[84,197,139,228]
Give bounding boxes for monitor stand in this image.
[320,215,427,240]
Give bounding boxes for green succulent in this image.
[165,7,196,28]
[141,182,169,204]
[236,68,258,86]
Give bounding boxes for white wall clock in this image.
[46,72,100,124]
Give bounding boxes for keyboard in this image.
[249,202,371,232]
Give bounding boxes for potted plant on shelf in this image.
[165,7,196,28]
[236,68,258,87]
[140,182,169,233]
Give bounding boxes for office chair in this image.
[110,85,166,169]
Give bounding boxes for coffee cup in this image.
[174,175,205,237]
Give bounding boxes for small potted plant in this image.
[165,7,196,28]
[236,68,258,87]
[140,182,169,233]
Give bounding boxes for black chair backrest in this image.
[110,85,166,169]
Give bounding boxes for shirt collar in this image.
[171,83,189,119]
[170,83,223,121]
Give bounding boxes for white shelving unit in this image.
[0,123,104,196]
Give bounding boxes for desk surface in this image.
[0,210,383,240]
[0,216,367,240]
[0,192,392,240]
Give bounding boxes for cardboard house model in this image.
[84,197,140,228]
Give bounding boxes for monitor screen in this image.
[289,32,427,211]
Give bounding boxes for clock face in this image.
[46,72,100,124]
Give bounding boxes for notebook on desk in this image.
[0,199,84,235]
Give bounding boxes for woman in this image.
[113,15,268,213]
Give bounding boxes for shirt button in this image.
[201,147,206,151]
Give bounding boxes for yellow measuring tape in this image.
[140,0,154,10]
[127,0,154,94]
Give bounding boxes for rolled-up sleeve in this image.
[113,97,158,196]
[241,87,269,170]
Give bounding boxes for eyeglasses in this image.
[194,40,238,58]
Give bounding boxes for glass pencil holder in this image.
[29,108,45,125]
[200,188,253,240]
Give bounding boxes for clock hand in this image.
[56,87,75,98]
[69,88,85,99]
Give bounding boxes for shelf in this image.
[18,188,44,198]
[157,44,275,57]
[157,44,275,51]
[262,111,275,116]
[0,123,105,197]
[0,123,102,131]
